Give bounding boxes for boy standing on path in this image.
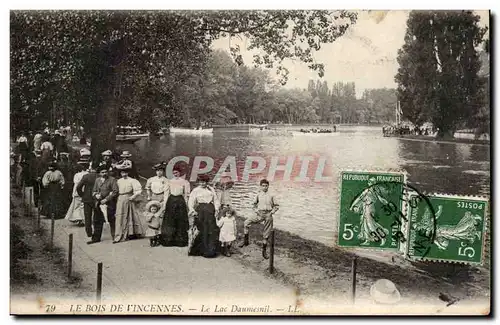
[239,179,279,259]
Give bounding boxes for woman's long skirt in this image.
[188,203,219,258]
[41,183,65,219]
[65,196,85,222]
[160,195,189,247]
[114,193,145,242]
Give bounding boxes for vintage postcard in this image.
[9,9,491,315]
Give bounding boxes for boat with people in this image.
[169,127,214,135]
[248,123,268,128]
[249,126,292,136]
[116,126,149,142]
[291,128,338,136]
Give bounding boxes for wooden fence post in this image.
[28,188,33,217]
[49,213,55,250]
[96,262,103,304]
[68,234,73,278]
[351,257,357,304]
[269,230,275,274]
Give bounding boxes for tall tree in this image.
[395,10,487,138]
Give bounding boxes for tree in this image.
[395,10,487,138]
[11,10,357,156]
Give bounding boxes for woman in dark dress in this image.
[160,166,190,247]
[41,161,65,219]
[187,175,220,258]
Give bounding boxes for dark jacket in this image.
[76,172,98,203]
[92,176,118,205]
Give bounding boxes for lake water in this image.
[119,125,491,248]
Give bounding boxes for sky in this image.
[212,10,490,98]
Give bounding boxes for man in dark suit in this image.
[76,162,97,239]
[90,164,118,244]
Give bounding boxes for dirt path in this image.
[12,201,299,315]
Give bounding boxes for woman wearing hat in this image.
[58,152,74,212]
[159,166,190,247]
[64,162,88,226]
[117,151,138,179]
[187,174,220,258]
[41,161,65,219]
[113,161,144,243]
[146,163,168,203]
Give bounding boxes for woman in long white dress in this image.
[113,164,144,243]
[64,162,88,226]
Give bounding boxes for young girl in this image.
[144,200,163,247]
[216,207,238,257]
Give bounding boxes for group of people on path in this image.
[14,135,280,259]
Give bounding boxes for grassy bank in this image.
[231,215,490,304]
[10,187,94,311]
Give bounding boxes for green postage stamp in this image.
[406,193,489,265]
[338,171,407,250]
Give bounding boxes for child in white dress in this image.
[216,207,237,257]
[144,200,163,247]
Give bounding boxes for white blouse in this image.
[166,178,191,201]
[146,176,168,194]
[188,186,220,214]
[72,171,88,197]
[117,177,142,195]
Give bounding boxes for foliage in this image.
[395,10,487,137]
[10,10,358,148]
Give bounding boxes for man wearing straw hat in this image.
[99,149,116,176]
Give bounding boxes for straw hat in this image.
[145,200,162,212]
[120,150,132,158]
[370,279,401,305]
[101,150,112,156]
[153,162,166,170]
[80,148,91,156]
[116,160,133,171]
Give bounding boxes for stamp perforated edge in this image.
[335,169,409,252]
[405,192,490,266]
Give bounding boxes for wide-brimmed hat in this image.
[370,279,401,305]
[145,200,162,212]
[120,150,132,158]
[77,159,89,165]
[80,148,91,156]
[116,160,133,171]
[101,150,112,156]
[59,152,70,157]
[152,162,166,170]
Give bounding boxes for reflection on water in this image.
[118,126,490,247]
